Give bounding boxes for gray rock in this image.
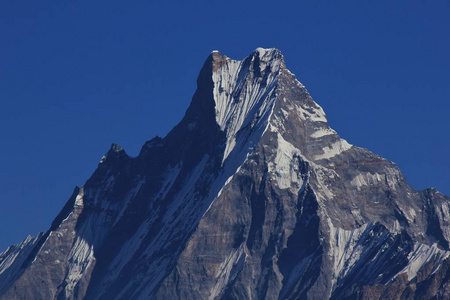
[0,48,448,300]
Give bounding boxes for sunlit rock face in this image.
[1,48,449,300]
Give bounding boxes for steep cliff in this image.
[1,48,449,300]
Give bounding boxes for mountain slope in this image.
[0,48,449,300]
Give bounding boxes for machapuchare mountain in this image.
[1,48,449,300]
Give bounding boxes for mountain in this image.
[1,48,449,300]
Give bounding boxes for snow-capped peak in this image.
[2,48,449,300]
[211,48,284,161]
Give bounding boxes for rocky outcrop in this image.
[0,48,448,299]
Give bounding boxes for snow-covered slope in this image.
[0,48,449,300]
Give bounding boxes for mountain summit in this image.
[1,48,449,299]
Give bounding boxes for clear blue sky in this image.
[0,0,449,251]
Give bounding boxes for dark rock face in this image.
[0,48,449,300]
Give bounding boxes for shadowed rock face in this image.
[0,48,449,300]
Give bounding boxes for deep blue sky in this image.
[0,0,449,251]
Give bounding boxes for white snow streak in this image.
[328,221,370,288]
[350,173,383,189]
[0,235,35,275]
[268,133,303,190]
[399,242,449,281]
[350,168,401,190]
[310,128,336,138]
[212,49,283,162]
[297,105,327,123]
[64,237,95,298]
[314,140,352,160]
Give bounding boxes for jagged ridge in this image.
[0,48,449,300]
